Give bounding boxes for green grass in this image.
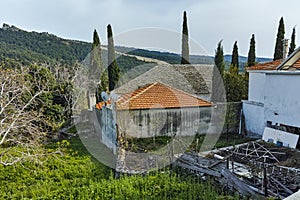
[123,133,255,153]
[125,136,171,152]
[214,132,255,148]
[0,136,242,199]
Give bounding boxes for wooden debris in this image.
[175,141,300,199]
[220,168,261,199]
[269,176,293,196]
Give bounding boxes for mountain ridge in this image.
[0,23,272,69]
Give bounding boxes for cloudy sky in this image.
[1,0,299,58]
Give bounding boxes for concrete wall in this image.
[244,71,300,135]
[243,101,265,135]
[248,72,265,103]
[117,107,211,138]
[264,73,300,128]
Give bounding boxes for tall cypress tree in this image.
[288,26,296,56]
[211,40,226,103]
[231,41,239,71]
[181,11,190,64]
[247,34,256,67]
[89,29,102,82]
[273,17,285,60]
[214,40,225,77]
[90,30,108,102]
[107,24,120,91]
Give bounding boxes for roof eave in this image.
[276,46,300,70]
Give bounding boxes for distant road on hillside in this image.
[101,46,168,66]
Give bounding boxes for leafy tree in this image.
[181,11,190,64]
[288,26,296,56]
[273,17,285,60]
[107,24,120,91]
[231,41,239,70]
[27,65,64,132]
[223,67,248,102]
[0,64,67,165]
[247,34,256,67]
[211,40,226,103]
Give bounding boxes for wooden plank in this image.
[239,148,286,155]
[269,177,293,196]
[220,168,261,199]
[176,160,221,177]
[208,154,231,168]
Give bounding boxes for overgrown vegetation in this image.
[0,136,240,199]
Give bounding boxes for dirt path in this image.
[101,46,169,66]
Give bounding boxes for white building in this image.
[243,47,300,136]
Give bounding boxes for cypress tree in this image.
[288,26,296,56]
[273,17,285,60]
[89,29,102,82]
[90,29,108,102]
[107,24,120,91]
[211,40,226,103]
[92,29,100,49]
[247,34,256,67]
[231,41,239,71]
[214,40,225,77]
[181,11,190,64]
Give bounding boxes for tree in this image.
[231,41,239,70]
[107,24,120,91]
[0,65,63,165]
[214,40,225,77]
[288,26,296,56]
[273,17,285,60]
[223,67,248,102]
[90,29,102,83]
[211,40,226,103]
[27,65,65,132]
[247,34,256,67]
[90,29,108,101]
[181,11,190,64]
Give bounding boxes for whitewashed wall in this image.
[244,71,300,135]
[248,72,265,103]
[264,73,300,128]
[243,101,265,135]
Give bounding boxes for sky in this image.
[1,0,300,58]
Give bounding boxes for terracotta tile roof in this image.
[247,60,282,71]
[289,58,300,69]
[117,82,212,110]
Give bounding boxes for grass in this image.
[214,132,255,148]
[122,132,255,153]
[0,135,243,199]
[125,136,171,152]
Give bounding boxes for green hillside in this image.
[0,24,91,65]
[0,24,155,79]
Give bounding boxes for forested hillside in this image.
[115,47,272,71]
[0,24,91,65]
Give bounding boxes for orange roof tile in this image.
[247,60,282,71]
[117,82,212,110]
[291,58,300,69]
